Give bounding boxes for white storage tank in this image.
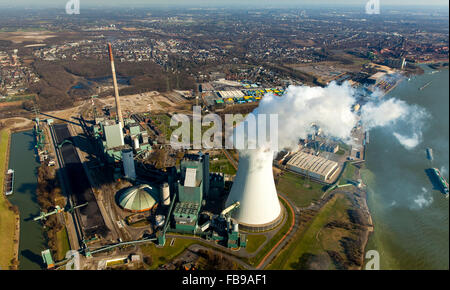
[155,215,165,227]
[161,182,170,206]
[132,135,140,150]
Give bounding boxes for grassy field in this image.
[140,238,199,269]
[151,113,219,144]
[151,114,173,139]
[157,101,171,108]
[210,153,237,175]
[0,129,17,269]
[276,171,326,207]
[245,234,267,254]
[55,227,71,261]
[339,162,357,185]
[268,193,353,270]
[246,198,292,267]
[0,94,35,103]
[335,148,345,155]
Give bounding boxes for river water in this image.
[8,130,46,270]
[363,66,449,270]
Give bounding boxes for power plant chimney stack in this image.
[225,148,282,231]
[108,43,124,128]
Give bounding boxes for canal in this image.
[8,130,46,270]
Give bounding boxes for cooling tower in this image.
[225,148,282,231]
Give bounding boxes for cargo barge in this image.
[426,147,433,161]
[431,168,449,195]
[5,169,14,196]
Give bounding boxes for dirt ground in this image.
[1,90,191,132]
[41,91,188,122]
[0,117,33,130]
[0,31,57,43]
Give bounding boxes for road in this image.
[222,149,238,169]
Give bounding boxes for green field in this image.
[268,194,353,270]
[0,94,35,103]
[339,162,357,185]
[151,114,173,139]
[140,238,199,269]
[209,153,237,175]
[0,129,17,269]
[245,234,267,254]
[335,148,345,155]
[276,171,326,207]
[151,114,217,144]
[55,227,71,261]
[246,198,292,267]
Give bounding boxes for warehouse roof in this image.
[286,152,339,180]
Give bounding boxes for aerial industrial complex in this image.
[2,41,374,271]
[0,4,447,273]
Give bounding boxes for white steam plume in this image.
[235,81,427,152]
[392,132,421,150]
[412,187,434,209]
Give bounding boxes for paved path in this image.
[256,191,299,269]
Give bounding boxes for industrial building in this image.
[111,150,245,249]
[91,117,152,179]
[118,184,159,212]
[173,153,210,232]
[286,152,340,182]
[217,90,245,99]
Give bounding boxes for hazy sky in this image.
[1,0,448,7]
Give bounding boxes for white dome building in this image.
[118,184,159,212]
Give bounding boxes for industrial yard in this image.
[0,38,375,270]
[1,102,370,270]
[0,50,373,269]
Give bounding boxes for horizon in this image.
[0,0,448,9]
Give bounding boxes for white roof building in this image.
[286,152,340,182]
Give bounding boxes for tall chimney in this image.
[108,43,124,128]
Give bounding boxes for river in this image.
[363,66,449,269]
[8,130,46,270]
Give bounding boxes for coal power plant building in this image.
[174,153,209,232]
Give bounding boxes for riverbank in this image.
[0,128,20,269]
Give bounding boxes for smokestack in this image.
[225,148,282,231]
[108,43,124,128]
